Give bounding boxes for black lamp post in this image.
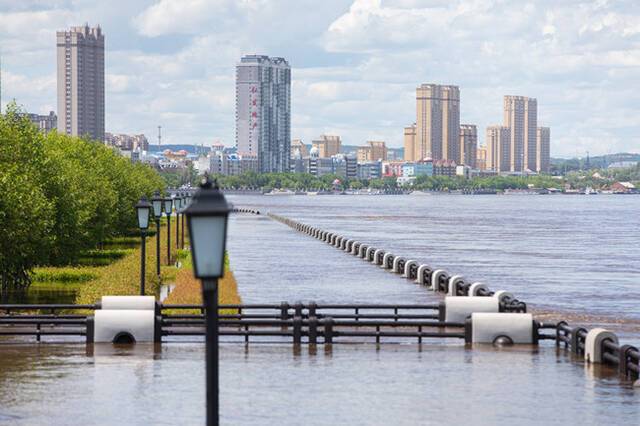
[163,197,173,265]
[184,177,230,426]
[181,193,187,249]
[151,191,164,277]
[135,196,152,296]
[175,195,181,250]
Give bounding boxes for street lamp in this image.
[184,176,230,426]
[151,191,164,277]
[180,193,186,249]
[135,196,152,296]
[175,195,181,250]
[163,197,173,265]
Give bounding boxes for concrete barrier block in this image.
[372,249,384,265]
[382,253,394,269]
[585,328,619,363]
[352,242,361,255]
[468,282,489,296]
[416,264,431,285]
[392,257,405,273]
[404,260,418,278]
[447,275,465,296]
[431,269,449,292]
[493,290,514,303]
[470,313,534,344]
[94,310,156,343]
[366,247,376,261]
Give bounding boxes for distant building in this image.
[357,161,383,180]
[503,95,537,172]
[456,165,471,178]
[25,111,57,133]
[235,54,291,173]
[402,161,433,178]
[459,124,477,167]
[105,132,149,151]
[403,124,417,161]
[486,125,510,172]
[611,182,636,193]
[291,139,309,158]
[383,161,405,177]
[416,84,460,161]
[536,127,550,173]
[312,135,341,158]
[357,141,387,162]
[57,24,105,141]
[433,159,457,177]
[476,145,488,171]
[608,161,639,169]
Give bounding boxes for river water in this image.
[0,194,638,425]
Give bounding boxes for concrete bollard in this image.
[392,257,406,274]
[404,260,418,278]
[467,313,535,344]
[415,264,432,285]
[352,242,361,255]
[366,247,376,261]
[382,253,394,269]
[430,269,449,292]
[372,249,385,265]
[359,245,368,258]
[493,290,514,304]
[441,296,500,323]
[447,275,466,297]
[335,236,343,247]
[585,328,619,363]
[468,282,489,296]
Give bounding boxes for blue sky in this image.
[1,0,639,157]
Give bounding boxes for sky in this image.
[1,0,640,157]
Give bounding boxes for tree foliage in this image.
[0,104,165,292]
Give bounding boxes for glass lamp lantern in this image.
[184,178,230,280]
[135,196,152,230]
[151,191,164,219]
[163,197,174,216]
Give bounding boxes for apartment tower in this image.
[56,24,105,141]
[312,135,341,158]
[403,124,417,161]
[536,127,551,173]
[416,84,460,161]
[459,124,478,167]
[503,95,537,172]
[236,55,291,173]
[486,125,511,172]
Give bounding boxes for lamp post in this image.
[175,195,181,250]
[184,177,230,426]
[181,193,186,249]
[163,197,173,265]
[151,191,164,277]
[135,196,152,296]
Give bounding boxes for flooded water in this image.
[0,194,639,425]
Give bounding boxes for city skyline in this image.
[1,1,639,157]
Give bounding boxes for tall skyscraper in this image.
[235,54,291,173]
[486,125,511,172]
[416,84,460,161]
[503,95,537,172]
[56,24,105,141]
[459,124,477,167]
[403,124,417,161]
[536,127,551,173]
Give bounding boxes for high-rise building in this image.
[56,24,105,141]
[476,145,488,171]
[536,127,551,173]
[312,135,341,158]
[503,95,537,172]
[403,124,417,161]
[459,124,477,167]
[235,54,291,173]
[416,84,460,161]
[486,125,511,172]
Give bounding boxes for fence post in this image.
[293,317,302,345]
[324,317,334,344]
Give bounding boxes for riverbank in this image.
[13,220,240,307]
